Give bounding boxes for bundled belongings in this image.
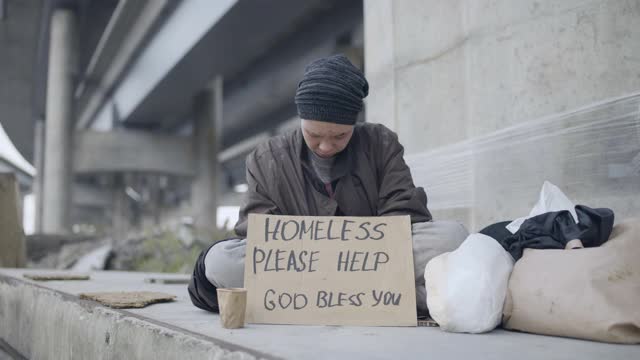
[422,181,630,340]
[424,233,514,333]
[481,205,614,260]
[479,181,614,260]
[503,218,640,344]
[505,181,579,234]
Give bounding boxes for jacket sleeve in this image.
[375,126,433,223]
[233,150,282,237]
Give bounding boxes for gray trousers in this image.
[204,220,468,312]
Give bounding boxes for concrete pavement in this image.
[1,269,638,359]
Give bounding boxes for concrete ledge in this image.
[1,269,638,360]
[0,271,269,360]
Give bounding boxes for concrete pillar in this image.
[42,8,76,234]
[192,76,223,240]
[0,174,26,268]
[33,120,45,233]
[148,176,162,226]
[111,174,131,243]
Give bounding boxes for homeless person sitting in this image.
[188,54,469,315]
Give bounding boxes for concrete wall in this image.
[365,0,640,230]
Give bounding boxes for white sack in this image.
[424,233,514,333]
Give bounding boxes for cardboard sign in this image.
[244,214,417,326]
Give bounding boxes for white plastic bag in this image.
[424,234,514,333]
[506,181,578,234]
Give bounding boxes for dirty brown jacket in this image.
[234,123,432,237]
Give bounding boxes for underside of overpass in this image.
[11,0,638,242]
[24,0,364,240]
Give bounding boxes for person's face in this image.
[301,119,354,158]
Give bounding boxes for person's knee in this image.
[204,238,246,288]
[412,220,469,250]
[411,220,469,312]
[411,220,469,281]
[433,220,469,248]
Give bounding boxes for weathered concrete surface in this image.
[73,130,196,176]
[0,174,26,268]
[0,0,43,163]
[1,269,639,360]
[364,0,640,230]
[192,78,222,239]
[0,270,265,360]
[42,8,77,234]
[0,342,22,360]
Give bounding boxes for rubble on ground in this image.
[27,225,233,273]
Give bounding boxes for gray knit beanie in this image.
[295,54,369,125]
